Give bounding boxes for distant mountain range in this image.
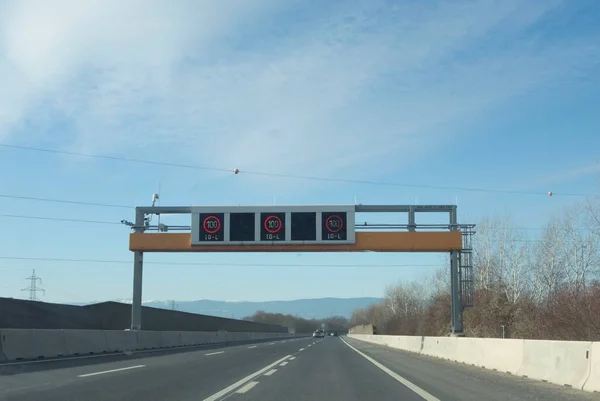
[69,297,382,320]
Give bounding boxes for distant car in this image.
[313,329,325,338]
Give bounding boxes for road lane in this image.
[225,336,429,401]
[216,337,599,401]
[342,336,600,401]
[0,337,313,401]
[3,335,594,401]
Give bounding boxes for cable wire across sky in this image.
[0,256,445,268]
[0,143,592,197]
[0,193,132,209]
[0,213,123,225]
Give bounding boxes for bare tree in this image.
[497,220,533,304]
[383,284,399,316]
[532,217,567,306]
[584,196,600,236]
[348,201,600,341]
[472,217,501,291]
[350,307,369,326]
[431,266,450,296]
[473,216,532,303]
[560,204,600,293]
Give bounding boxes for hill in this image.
[0,297,288,332]
[70,297,382,320]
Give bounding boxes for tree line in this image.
[350,198,600,341]
[244,310,350,333]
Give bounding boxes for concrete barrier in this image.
[517,340,592,389]
[0,329,67,360]
[584,342,600,392]
[194,331,218,345]
[63,330,109,355]
[348,324,376,335]
[0,329,307,362]
[105,330,137,352]
[348,334,599,393]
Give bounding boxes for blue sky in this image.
[1,0,599,304]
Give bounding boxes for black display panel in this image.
[260,212,285,241]
[291,212,317,241]
[199,213,224,242]
[321,212,347,241]
[229,212,256,242]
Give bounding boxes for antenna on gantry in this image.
[154,182,161,227]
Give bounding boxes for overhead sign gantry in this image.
[127,204,475,335]
[191,205,356,246]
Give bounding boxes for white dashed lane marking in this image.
[202,355,291,401]
[78,365,145,378]
[236,381,259,394]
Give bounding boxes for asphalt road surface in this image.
[1,335,598,401]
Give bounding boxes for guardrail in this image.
[0,329,306,362]
[348,334,600,393]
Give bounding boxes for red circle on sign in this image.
[203,216,221,234]
[264,215,283,233]
[325,215,344,233]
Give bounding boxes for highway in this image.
[0,336,597,401]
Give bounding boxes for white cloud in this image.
[521,163,600,189]
[0,0,598,181]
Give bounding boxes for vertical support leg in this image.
[450,250,463,334]
[408,206,416,232]
[131,251,144,330]
[448,205,463,335]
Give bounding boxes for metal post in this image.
[450,250,463,334]
[408,206,416,232]
[131,208,146,330]
[131,251,144,330]
[449,205,457,230]
[449,205,464,335]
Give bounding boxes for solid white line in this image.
[202,355,291,401]
[247,346,258,349]
[264,369,277,376]
[340,337,440,401]
[279,361,288,367]
[299,348,305,351]
[289,357,296,360]
[236,381,259,394]
[205,351,225,356]
[77,365,145,378]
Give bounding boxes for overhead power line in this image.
[0,256,445,267]
[0,143,230,173]
[0,214,122,225]
[0,193,132,209]
[0,143,591,197]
